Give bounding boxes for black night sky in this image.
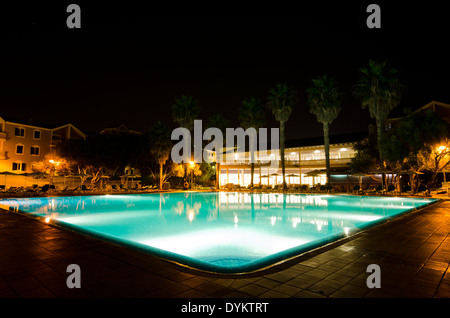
[2,1,450,140]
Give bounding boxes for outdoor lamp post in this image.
[49,159,60,184]
[189,161,195,186]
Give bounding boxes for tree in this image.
[172,94,200,132]
[380,109,449,188]
[31,153,72,184]
[417,139,450,187]
[238,97,266,187]
[267,83,297,190]
[149,121,173,190]
[306,74,343,185]
[171,94,200,179]
[57,133,147,185]
[353,60,402,189]
[172,162,202,186]
[349,139,378,174]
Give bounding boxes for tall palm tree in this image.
[267,83,297,190]
[238,97,266,187]
[307,74,343,185]
[353,60,402,189]
[149,121,172,190]
[171,94,200,179]
[171,94,200,132]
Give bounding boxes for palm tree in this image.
[238,97,266,187]
[171,94,200,131]
[307,74,343,185]
[149,121,172,190]
[267,83,297,190]
[171,94,200,179]
[353,60,402,189]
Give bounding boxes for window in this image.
[30,146,40,156]
[15,127,25,137]
[12,162,26,171]
[33,130,41,140]
[16,144,24,154]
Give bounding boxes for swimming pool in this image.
[0,192,436,274]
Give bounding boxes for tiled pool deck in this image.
[1,199,449,299]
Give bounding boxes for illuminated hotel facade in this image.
[218,132,365,188]
[0,116,86,174]
[217,101,450,188]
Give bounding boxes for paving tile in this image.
[286,276,321,289]
[175,289,211,298]
[180,276,208,289]
[435,282,450,298]
[19,287,56,298]
[306,280,339,297]
[264,271,296,284]
[334,283,370,297]
[402,282,437,297]
[271,283,303,297]
[258,290,290,298]
[294,289,326,298]
[212,278,235,288]
[238,283,269,297]
[329,289,363,298]
[159,280,191,297]
[194,281,232,297]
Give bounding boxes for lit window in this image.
[30,146,40,156]
[15,127,25,137]
[33,130,41,140]
[16,144,24,154]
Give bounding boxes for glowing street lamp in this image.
[49,159,60,166]
[437,145,448,152]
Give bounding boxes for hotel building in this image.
[218,101,450,188]
[218,132,365,188]
[0,116,86,174]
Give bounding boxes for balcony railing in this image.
[0,132,6,140]
[221,158,352,166]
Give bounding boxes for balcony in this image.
[221,158,353,167]
[0,132,6,140]
[298,158,352,167]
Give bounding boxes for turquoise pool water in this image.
[0,192,436,273]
